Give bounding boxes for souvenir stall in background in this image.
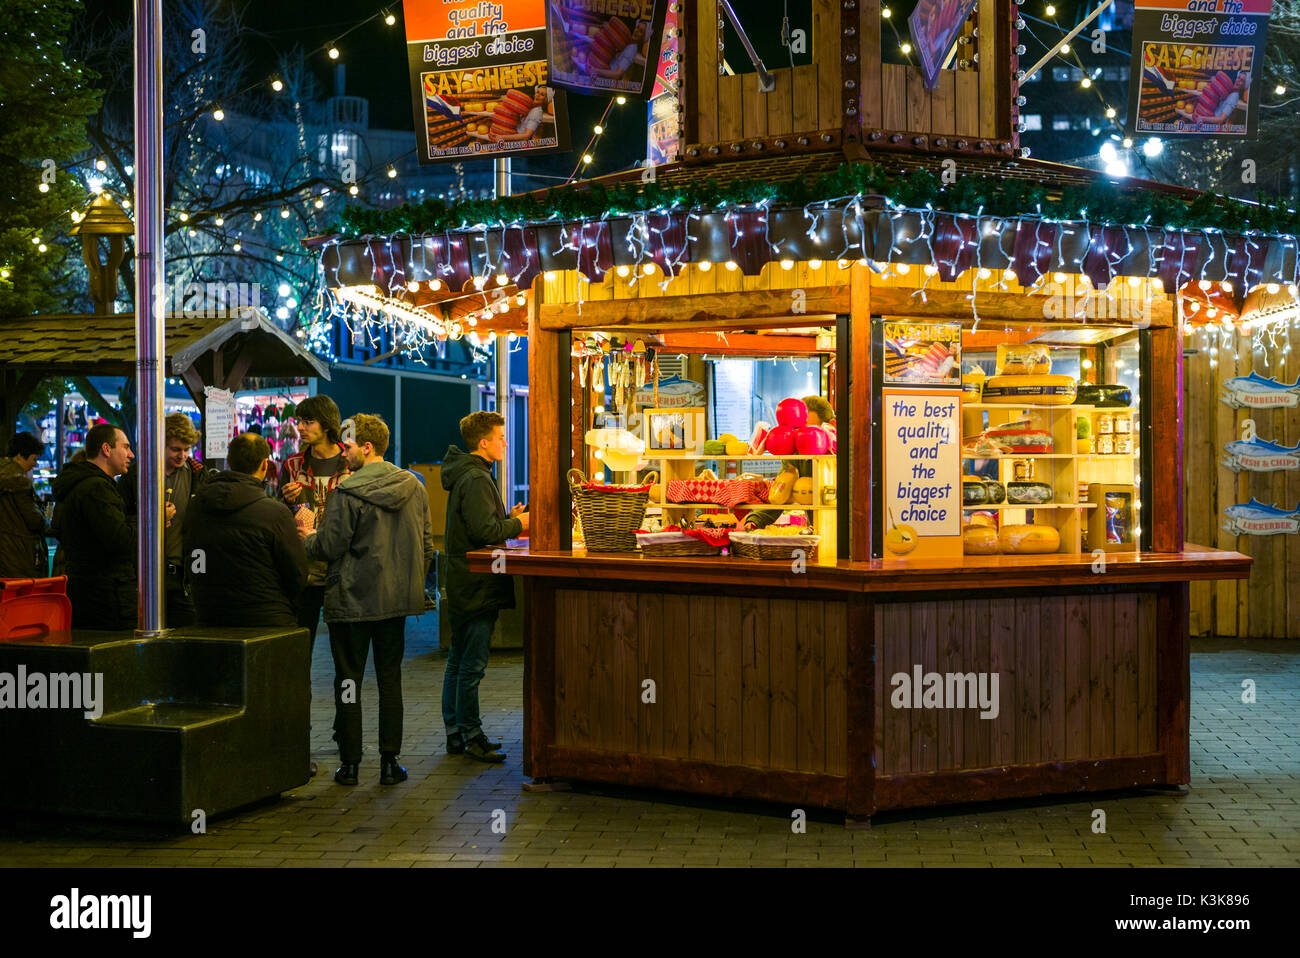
[235,389,310,496]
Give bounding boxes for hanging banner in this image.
[404,0,569,164]
[646,2,679,165]
[203,387,238,460]
[1127,0,1273,139]
[1219,371,1300,408]
[1221,498,1300,535]
[909,0,979,91]
[1221,435,1300,471]
[547,0,668,99]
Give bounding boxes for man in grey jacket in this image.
[300,414,434,787]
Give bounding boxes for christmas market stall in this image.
[311,1,1279,818]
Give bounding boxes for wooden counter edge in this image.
[469,544,1251,592]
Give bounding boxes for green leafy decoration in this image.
[333,163,1300,242]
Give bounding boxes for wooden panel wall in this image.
[687,0,839,146]
[873,592,1159,774]
[554,589,849,774]
[1184,323,1300,637]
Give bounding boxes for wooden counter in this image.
[475,545,1249,819]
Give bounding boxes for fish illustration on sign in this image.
[1221,499,1300,536]
[1221,436,1300,473]
[1219,372,1300,409]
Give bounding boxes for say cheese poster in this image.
[404,0,570,163]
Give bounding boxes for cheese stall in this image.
[311,1,1283,818]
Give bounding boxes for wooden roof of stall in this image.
[0,308,330,379]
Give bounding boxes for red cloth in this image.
[665,478,769,508]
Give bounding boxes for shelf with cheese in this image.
[962,395,1139,555]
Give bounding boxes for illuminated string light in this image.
[271,78,283,92]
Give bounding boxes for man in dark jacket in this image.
[0,432,48,578]
[440,411,527,763]
[50,423,137,630]
[184,432,307,628]
[300,414,434,787]
[119,412,211,626]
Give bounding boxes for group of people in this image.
[0,395,530,785]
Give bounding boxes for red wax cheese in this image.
[775,398,809,429]
[765,424,797,455]
[794,426,830,455]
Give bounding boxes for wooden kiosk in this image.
[316,2,1269,817]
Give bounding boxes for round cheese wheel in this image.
[998,524,1061,554]
[981,374,1077,406]
[964,526,999,555]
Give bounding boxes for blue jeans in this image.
[441,611,496,739]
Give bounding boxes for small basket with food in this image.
[635,523,730,557]
[729,527,820,561]
[568,469,652,552]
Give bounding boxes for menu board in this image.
[884,321,962,385]
[203,387,237,459]
[547,0,668,98]
[1126,0,1272,139]
[909,0,979,91]
[404,0,569,164]
[882,389,962,558]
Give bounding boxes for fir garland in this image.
[335,163,1300,241]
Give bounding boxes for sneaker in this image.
[464,732,506,763]
[334,762,359,786]
[379,755,408,785]
[447,731,502,755]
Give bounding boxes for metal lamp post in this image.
[133,0,166,636]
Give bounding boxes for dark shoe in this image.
[380,756,408,785]
[334,763,359,786]
[447,731,502,755]
[464,732,506,763]
[309,760,318,778]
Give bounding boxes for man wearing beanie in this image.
[280,393,351,650]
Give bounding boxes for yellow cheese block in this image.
[981,374,1077,406]
[725,439,749,456]
[997,524,1061,554]
[963,526,999,555]
[768,467,799,505]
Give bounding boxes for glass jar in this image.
[1115,433,1133,455]
[1114,413,1132,434]
[1096,434,1115,455]
[1097,414,1114,434]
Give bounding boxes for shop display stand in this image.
[643,453,839,558]
[962,402,1140,554]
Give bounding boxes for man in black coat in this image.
[440,411,527,763]
[184,432,307,628]
[0,432,48,579]
[50,423,137,630]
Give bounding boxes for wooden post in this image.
[527,277,563,552]
[850,265,872,561]
[1150,321,1184,553]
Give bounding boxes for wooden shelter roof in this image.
[0,308,330,379]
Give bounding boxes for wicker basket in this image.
[568,469,650,552]
[635,531,724,557]
[729,530,820,561]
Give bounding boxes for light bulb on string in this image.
[384,10,396,25]
[594,124,604,135]
[38,182,49,193]
[387,166,397,178]
[348,185,359,196]
[328,46,340,60]
[616,96,626,105]
[900,42,912,55]
[1106,107,1116,119]
[271,78,283,92]
[254,212,263,222]
[213,108,225,121]
[214,216,224,227]
[95,159,107,171]
[281,207,291,218]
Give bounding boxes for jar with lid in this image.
[1097,413,1114,434]
[1115,433,1133,455]
[1096,434,1115,455]
[1114,413,1132,434]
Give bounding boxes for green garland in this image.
[336,163,1300,240]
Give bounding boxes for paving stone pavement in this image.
[1,627,1297,868]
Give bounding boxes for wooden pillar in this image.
[849,266,873,561]
[1150,317,1184,553]
[528,277,564,552]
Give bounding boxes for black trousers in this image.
[165,568,194,628]
[298,584,326,648]
[329,616,406,764]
